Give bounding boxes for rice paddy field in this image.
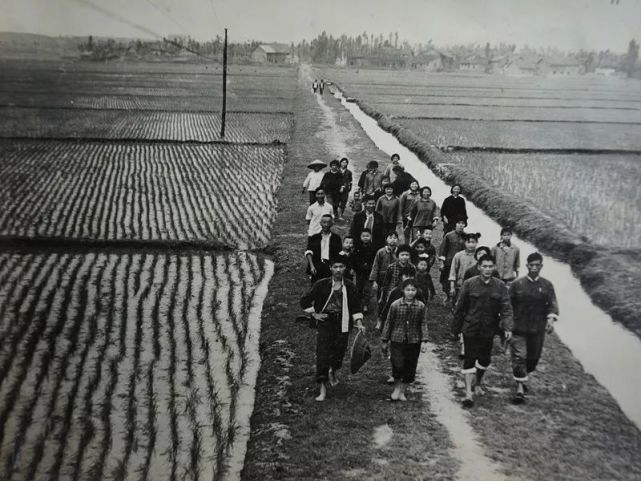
[0,58,295,481]
[326,67,641,248]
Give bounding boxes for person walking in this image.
[304,214,342,284]
[375,184,402,236]
[399,180,420,243]
[390,166,416,197]
[409,186,440,241]
[441,184,468,234]
[449,233,481,305]
[350,194,386,251]
[353,229,377,312]
[312,79,318,94]
[321,160,345,218]
[358,161,384,198]
[452,255,513,407]
[377,244,416,328]
[509,252,559,404]
[300,255,365,402]
[338,157,353,220]
[302,159,327,205]
[383,153,401,184]
[369,232,399,311]
[319,79,325,95]
[491,228,520,286]
[381,279,429,401]
[438,218,467,305]
[463,246,500,281]
[305,188,334,237]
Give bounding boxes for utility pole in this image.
[220,28,228,138]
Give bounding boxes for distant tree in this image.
[624,39,639,77]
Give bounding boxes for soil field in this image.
[396,117,641,151]
[0,250,272,481]
[0,108,292,143]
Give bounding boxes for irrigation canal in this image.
[333,89,641,430]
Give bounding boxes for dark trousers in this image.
[316,315,349,383]
[439,264,451,294]
[510,332,546,381]
[308,191,316,205]
[326,192,340,215]
[462,335,494,373]
[310,260,331,285]
[384,222,397,236]
[338,191,349,211]
[355,272,373,310]
[391,342,421,383]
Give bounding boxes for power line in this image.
[143,0,188,35]
[66,0,163,39]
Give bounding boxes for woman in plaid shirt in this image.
[381,279,429,401]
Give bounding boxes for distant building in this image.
[504,56,548,76]
[595,65,618,76]
[459,55,488,72]
[251,43,297,64]
[548,58,583,75]
[347,47,412,69]
[410,50,443,71]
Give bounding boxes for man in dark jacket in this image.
[390,165,416,197]
[305,215,342,284]
[300,255,365,401]
[350,195,385,251]
[509,252,559,403]
[353,229,377,312]
[453,254,513,407]
[321,159,345,217]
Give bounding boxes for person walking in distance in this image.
[375,183,402,236]
[438,218,467,305]
[305,214,342,284]
[306,188,334,237]
[492,228,520,286]
[400,180,420,243]
[358,161,384,199]
[338,157,353,220]
[384,153,401,184]
[509,252,559,404]
[319,79,325,95]
[300,255,365,402]
[350,194,385,251]
[321,160,345,218]
[452,255,513,407]
[312,79,318,94]
[302,159,327,205]
[381,278,429,401]
[441,184,468,234]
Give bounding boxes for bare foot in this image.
[398,392,408,402]
[386,375,395,384]
[474,384,487,396]
[316,383,327,402]
[391,386,400,401]
[329,370,340,387]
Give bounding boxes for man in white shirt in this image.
[306,188,334,236]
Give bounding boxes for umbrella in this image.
[350,330,371,374]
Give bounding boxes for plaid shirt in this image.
[381,260,416,301]
[381,298,429,344]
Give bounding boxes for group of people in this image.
[300,153,559,406]
[311,79,325,95]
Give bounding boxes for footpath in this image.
[242,66,641,481]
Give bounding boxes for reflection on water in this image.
[336,90,641,430]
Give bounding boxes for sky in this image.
[1,0,640,52]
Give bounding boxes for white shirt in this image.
[320,231,331,261]
[302,170,325,192]
[306,201,334,236]
[364,210,375,231]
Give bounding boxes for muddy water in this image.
[334,90,641,430]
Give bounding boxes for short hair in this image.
[478,254,495,265]
[340,157,349,164]
[391,153,400,161]
[454,218,468,226]
[527,252,543,264]
[397,244,412,256]
[314,187,325,194]
[386,231,399,239]
[331,256,347,266]
[367,160,379,169]
[421,226,433,233]
[320,214,333,221]
[384,184,394,191]
[450,183,463,194]
[360,228,372,235]
[500,227,513,235]
[399,266,415,278]
[392,165,404,173]
[343,235,354,242]
[413,238,428,248]
[329,159,340,167]
[420,186,432,196]
[475,246,492,258]
[464,233,481,242]
[401,278,417,290]
[381,176,390,183]
[363,195,376,203]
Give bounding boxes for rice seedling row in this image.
[395,118,641,151]
[0,108,292,143]
[0,251,272,481]
[0,141,285,249]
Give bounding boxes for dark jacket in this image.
[350,210,386,250]
[340,168,353,191]
[510,276,559,335]
[391,171,416,197]
[441,195,468,225]
[438,230,466,266]
[353,242,377,276]
[300,277,363,329]
[463,265,500,281]
[452,276,513,337]
[304,232,342,275]
[321,171,344,196]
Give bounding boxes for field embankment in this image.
[333,85,641,339]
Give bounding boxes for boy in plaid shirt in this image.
[381,278,429,401]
